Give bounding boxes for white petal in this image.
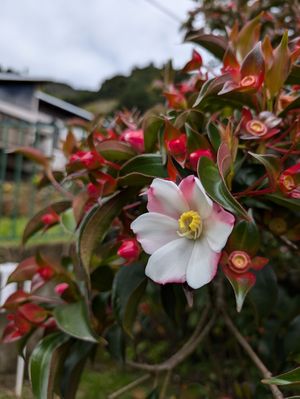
[186,238,220,289]
[145,238,194,284]
[131,212,179,254]
[179,176,212,219]
[147,178,189,219]
[204,203,235,252]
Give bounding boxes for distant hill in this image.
[42,63,165,114]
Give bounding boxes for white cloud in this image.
[0,0,196,90]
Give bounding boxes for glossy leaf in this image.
[78,189,137,273]
[112,263,147,337]
[96,140,136,161]
[118,154,168,186]
[185,31,227,60]
[60,340,94,399]
[236,13,262,60]
[224,270,256,312]
[30,332,69,399]
[7,257,38,283]
[198,157,250,220]
[262,367,300,386]
[11,147,49,168]
[53,301,100,343]
[61,209,77,234]
[249,266,278,319]
[227,220,260,256]
[286,64,300,85]
[249,152,280,189]
[266,193,300,213]
[22,201,71,244]
[207,121,221,151]
[185,123,210,152]
[266,31,291,97]
[91,265,114,292]
[105,324,125,362]
[142,108,165,153]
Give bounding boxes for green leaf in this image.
[160,284,186,325]
[286,64,300,85]
[266,31,291,97]
[284,315,300,357]
[118,154,168,186]
[184,31,227,60]
[112,263,147,337]
[91,265,114,292]
[249,266,278,319]
[185,123,210,152]
[29,332,69,399]
[22,201,71,244]
[198,157,250,220]
[227,220,260,256]
[249,152,280,189]
[279,95,300,117]
[61,209,77,234]
[224,271,256,312]
[105,324,125,362]
[142,107,165,153]
[236,13,262,60]
[60,340,94,399]
[207,121,221,151]
[78,189,137,273]
[265,193,300,213]
[53,301,101,343]
[96,140,136,161]
[262,366,300,386]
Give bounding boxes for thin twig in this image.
[108,374,151,399]
[127,307,215,372]
[223,312,284,399]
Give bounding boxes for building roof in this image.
[35,91,93,121]
[0,72,52,84]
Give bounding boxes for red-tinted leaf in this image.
[240,42,265,84]
[22,200,71,244]
[251,256,269,270]
[63,130,78,157]
[7,257,38,284]
[2,290,30,310]
[1,321,23,343]
[236,13,262,60]
[18,303,47,324]
[265,31,291,97]
[223,267,256,312]
[185,31,227,60]
[11,147,49,168]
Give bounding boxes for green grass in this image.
[0,217,70,246]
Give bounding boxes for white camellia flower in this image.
[131,176,235,289]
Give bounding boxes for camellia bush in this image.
[1,6,300,399]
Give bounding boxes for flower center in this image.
[178,210,202,240]
[228,251,251,274]
[282,174,296,191]
[269,217,287,235]
[246,120,267,136]
[240,75,257,87]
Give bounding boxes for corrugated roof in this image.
[35,91,93,121]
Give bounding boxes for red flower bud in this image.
[167,134,187,157]
[55,283,69,295]
[37,266,54,280]
[41,211,60,226]
[120,129,144,152]
[117,238,140,264]
[189,149,213,170]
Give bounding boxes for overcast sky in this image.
[0,0,196,90]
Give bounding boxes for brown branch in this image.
[107,374,151,399]
[159,369,172,399]
[127,307,215,372]
[223,311,284,399]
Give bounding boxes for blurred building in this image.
[0,73,93,171]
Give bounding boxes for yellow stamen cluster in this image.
[282,174,296,191]
[178,210,202,240]
[228,251,251,274]
[246,120,267,136]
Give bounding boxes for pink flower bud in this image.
[279,163,300,199]
[41,212,60,226]
[54,283,69,295]
[189,149,213,170]
[117,238,140,264]
[37,266,54,280]
[167,134,187,157]
[120,129,144,152]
